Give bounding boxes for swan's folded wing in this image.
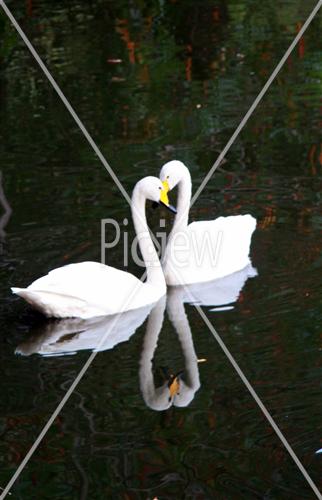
[165,215,256,285]
[12,262,146,318]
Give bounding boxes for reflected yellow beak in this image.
[169,376,180,399]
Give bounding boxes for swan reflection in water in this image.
[139,264,256,410]
[16,264,257,409]
[140,290,201,411]
[16,303,154,357]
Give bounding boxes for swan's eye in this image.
[167,175,169,179]
[159,187,162,190]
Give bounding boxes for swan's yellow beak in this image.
[159,184,177,214]
[162,179,170,193]
[160,186,170,206]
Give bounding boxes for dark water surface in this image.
[0,1,321,498]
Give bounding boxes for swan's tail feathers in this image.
[244,214,257,232]
[11,287,54,316]
[240,215,257,253]
[248,266,258,278]
[10,287,100,319]
[12,287,40,300]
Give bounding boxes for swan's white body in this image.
[11,177,169,319]
[12,263,159,320]
[160,160,256,286]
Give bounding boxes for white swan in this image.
[159,160,257,286]
[11,177,175,319]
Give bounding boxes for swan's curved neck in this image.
[139,296,170,411]
[167,288,199,391]
[131,188,165,289]
[170,170,192,236]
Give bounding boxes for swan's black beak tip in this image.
[151,201,177,214]
[160,201,177,214]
